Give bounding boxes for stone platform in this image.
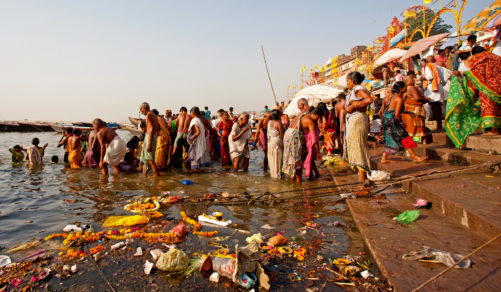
[328,135,501,291]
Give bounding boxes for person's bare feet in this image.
[380,158,394,163]
[413,156,428,162]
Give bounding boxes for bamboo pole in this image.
[261,45,278,105]
[412,233,501,292]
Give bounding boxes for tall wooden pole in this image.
[261,45,278,105]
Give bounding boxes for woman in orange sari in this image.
[218,111,233,165]
[67,129,83,168]
[155,112,171,171]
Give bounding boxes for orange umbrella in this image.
[400,33,450,61]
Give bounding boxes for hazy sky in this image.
[0,0,491,122]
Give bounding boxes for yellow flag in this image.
[314,64,319,70]
[423,0,432,4]
[287,85,290,90]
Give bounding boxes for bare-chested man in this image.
[253,111,271,170]
[83,129,100,168]
[93,118,126,175]
[282,98,320,183]
[172,107,192,157]
[165,109,174,130]
[139,102,160,176]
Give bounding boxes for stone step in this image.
[329,171,501,291]
[429,131,501,155]
[371,154,501,239]
[409,144,501,166]
[464,135,501,155]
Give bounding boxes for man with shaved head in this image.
[282,98,318,182]
[93,118,126,175]
[229,112,251,172]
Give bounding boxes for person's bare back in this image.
[97,127,117,147]
[146,112,159,136]
[88,130,100,151]
[178,113,191,133]
[387,94,403,120]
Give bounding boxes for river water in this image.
[0,130,374,290]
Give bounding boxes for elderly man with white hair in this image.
[229,113,251,172]
[282,98,312,183]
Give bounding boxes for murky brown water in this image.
[0,130,375,291]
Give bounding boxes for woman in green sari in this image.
[445,48,501,147]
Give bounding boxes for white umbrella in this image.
[373,48,407,68]
[337,74,348,88]
[283,85,343,117]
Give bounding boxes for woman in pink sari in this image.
[218,111,233,165]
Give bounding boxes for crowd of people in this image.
[8,35,500,186]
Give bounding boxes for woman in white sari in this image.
[229,113,251,172]
[187,107,209,172]
[267,109,284,179]
[344,71,373,184]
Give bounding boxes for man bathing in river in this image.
[139,102,160,176]
[282,98,318,183]
[253,110,270,170]
[93,118,127,175]
[172,107,191,157]
[83,129,100,168]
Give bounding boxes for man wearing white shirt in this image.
[423,56,445,131]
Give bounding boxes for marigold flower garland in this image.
[180,211,201,231]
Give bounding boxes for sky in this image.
[0,0,493,122]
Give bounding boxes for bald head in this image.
[238,112,249,126]
[92,118,106,130]
[139,102,150,115]
[297,98,308,111]
[426,56,435,63]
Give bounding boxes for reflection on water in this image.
[0,131,366,261]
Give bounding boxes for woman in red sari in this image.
[218,111,233,165]
[464,48,501,135]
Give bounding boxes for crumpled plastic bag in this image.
[102,215,149,227]
[368,170,391,181]
[268,235,287,247]
[0,255,11,268]
[156,248,189,272]
[245,233,263,245]
[393,210,420,224]
[402,246,471,269]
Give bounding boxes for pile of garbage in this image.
[0,193,388,291]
